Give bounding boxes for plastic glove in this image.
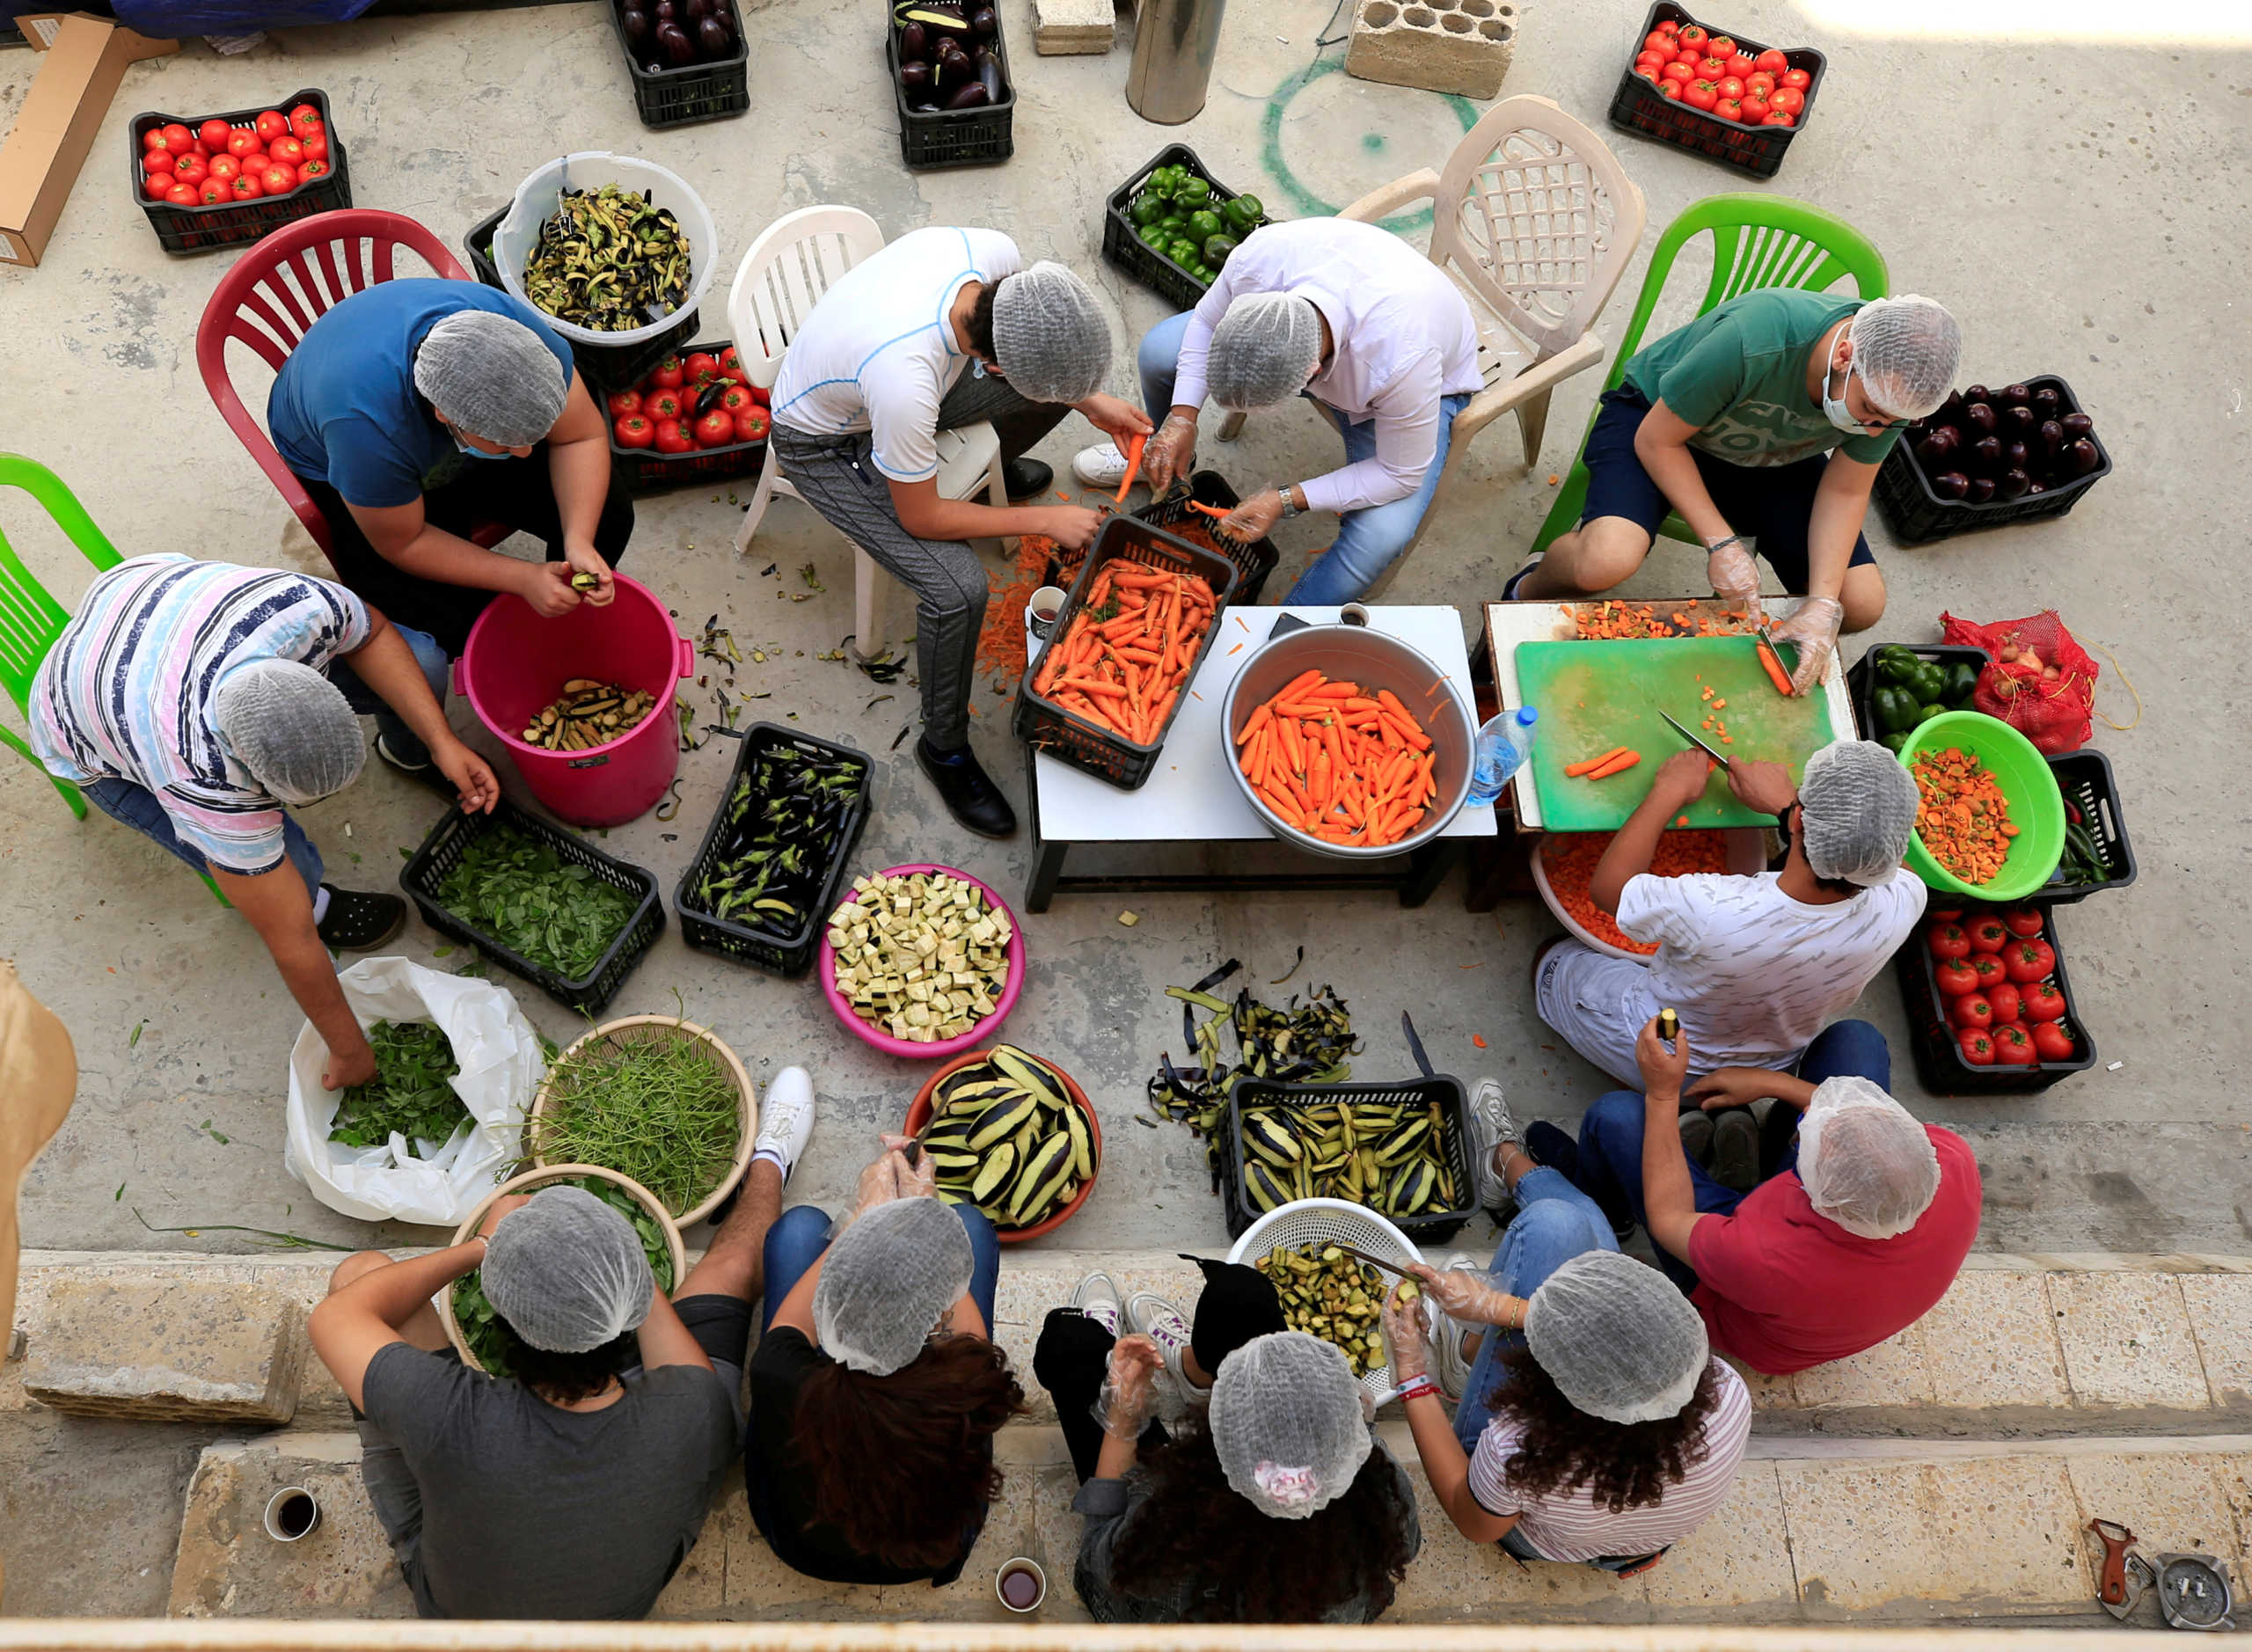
[1380,1284,1430,1383]
[1092,1334,1165,1439]
[1706,541,1764,619]
[1405,1260,1515,1327]
[1141,410,1199,494]
[1770,595,1845,696]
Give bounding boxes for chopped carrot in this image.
[1471,1034,1488,1049]
[1543,830,1731,955]
[1911,748,2016,882]
[1676,815,1691,827]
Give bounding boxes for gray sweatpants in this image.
[771,370,1070,748]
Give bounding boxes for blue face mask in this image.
[452,433,512,460]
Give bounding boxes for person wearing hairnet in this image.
[768,230,1152,837]
[742,1133,1021,1585]
[1074,219,1480,604]
[267,281,632,777]
[1509,293,1963,693]
[308,1062,819,1618]
[1057,1327,1419,1620]
[27,555,499,1091]
[1532,740,1927,1089]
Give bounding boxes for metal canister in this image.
[1126,0,1227,123]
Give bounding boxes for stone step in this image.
[166,1427,2252,1626]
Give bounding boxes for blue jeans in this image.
[328,623,451,766]
[1448,1167,1617,1453]
[84,776,324,895]
[1567,1019,1893,1291]
[758,1202,1002,1337]
[1136,311,1471,604]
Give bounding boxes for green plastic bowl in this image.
[1897,711,2066,901]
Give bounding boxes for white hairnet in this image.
[1210,1332,1372,1520]
[1208,292,1324,411]
[1847,296,1961,420]
[210,660,365,806]
[413,309,568,447]
[991,261,1111,406]
[482,1185,655,1353]
[1799,738,1920,884]
[1798,1076,1941,1239]
[1523,1250,1707,1425]
[813,1197,974,1376]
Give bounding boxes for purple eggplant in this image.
[2002,403,2036,435]
[1937,390,1967,423]
[1915,428,1957,466]
[1932,471,1970,500]
[2027,480,2047,494]
[2060,411,2093,440]
[698,14,731,53]
[2031,384,2060,418]
[656,19,696,62]
[2037,418,2064,456]
[898,18,927,57]
[974,43,1004,99]
[900,57,932,91]
[621,4,650,41]
[1963,384,1990,406]
[2066,437,2101,475]
[1964,401,1996,435]
[944,80,990,108]
[1997,468,2029,501]
[1970,435,2002,471]
[1967,477,1996,504]
[2002,440,2029,470]
[2000,383,2031,407]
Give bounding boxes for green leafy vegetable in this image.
[529,1025,742,1217]
[329,1020,469,1152]
[433,822,640,978]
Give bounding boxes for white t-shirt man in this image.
[769,226,1022,484]
[1536,868,1927,1085]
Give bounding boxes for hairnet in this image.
[482,1185,655,1353]
[1847,295,1962,420]
[1207,293,1324,411]
[1798,1076,1941,1239]
[210,660,365,806]
[1798,738,1920,884]
[1523,1250,1707,1425]
[1209,1332,1371,1520]
[813,1197,974,1376]
[991,261,1111,406]
[413,310,568,447]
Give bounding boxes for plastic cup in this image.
[996,1557,1046,1612]
[262,1487,319,1542]
[1027,586,1067,640]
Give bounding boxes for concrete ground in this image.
[1,0,2247,1275]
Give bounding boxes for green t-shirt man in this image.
[1621,290,1902,470]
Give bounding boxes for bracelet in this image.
[1705,534,1744,553]
[1395,1373,1441,1404]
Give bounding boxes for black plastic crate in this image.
[610,0,749,128]
[1846,642,1989,741]
[129,88,352,257]
[1895,905,2096,1094]
[1221,1076,1477,1244]
[1874,376,2111,545]
[1133,471,1281,604]
[1101,143,1271,311]
[607,341,768,493]
[2029,749,2136,905]
[1605,3,1824,180]
[675,724,873,978]
[1013,515,1240,790]
[888,15,1013,171]
[400,799,663,1014]
[462,205,700,394]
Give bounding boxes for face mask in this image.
[1820,345,1873,435]
[452,433,512,460]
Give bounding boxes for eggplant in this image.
[1963,401,1996,434]
[2037,418,2065,456]
[2002,440,2029,470]
[2031,384,2060,418]
[654,1,675,17]
[2066,437,2102,475]
[1932,471,1970,500]
[975,43,1004,99]
[969,4,997,32]
[1997,468,2029,501]
[2003,403,2036,435]
[2027,479,2047,494]
[898,18,927,57]
[656,19,696,62]
[698,13,731,53]
[621,4,650,41]
[1963,384,1990,405]
[1967,477,1996,504]
[900,57,932,90]
[944,80,991,108]
[1916,429,1956,466]
[2000,383,2030,407]
[1937,390,1966,423]
[897,5,972,40]
[1970,435,2001,471]
[2060,411,2093,440]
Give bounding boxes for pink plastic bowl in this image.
[816,863,1026,1060]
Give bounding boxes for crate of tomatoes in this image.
[130,91,349,256]
[1897,903,2096,1093]
[604,343,770,494]
[1607,4,1823,180]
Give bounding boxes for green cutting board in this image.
[1517,638,1835,831]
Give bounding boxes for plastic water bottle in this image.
[1466,707,1537,808]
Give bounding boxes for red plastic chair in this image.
[197,208,511,564]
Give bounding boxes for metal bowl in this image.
[1219,614,1475,860]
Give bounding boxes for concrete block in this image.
[2063,1452,2248,1589]
[2178,1274,2252,1408]
[167,1433,414,1619]
[1343,0,1516,101]
[2050,1273,2209,1409]
[1792,1321,1935,1414]
[1920,1271,2073,1413]
[1641,1461,1800,1616]
[1032,0,1112,55]
[22,1279,304,1425]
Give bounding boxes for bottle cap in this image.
[1516,707,1538,725]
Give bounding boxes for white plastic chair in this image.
[726,205,1005,660]
[1217,96,1646,597]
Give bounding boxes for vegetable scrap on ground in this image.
[690,740,866,937]
[432,821,642,978]
[522,679,660,752]
[1030,557,1217,743]
[452,1176,674,1377]
[827,870,1013,1042]
[327,1020,465,1152]
[1911,746,2018,883]
[529,1022,742,1217]
[1235,669,1436,845]
[1542,830,1732,957]
[918,1045,1097,1232]
[523,184,691,333]
[1149,959,1359,1170]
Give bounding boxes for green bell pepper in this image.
[1176,175,1212,208]
[1159,216,1187,235]
[1130,193,1166,228]
[1879,730,1910,754]
[1137,225,1169,250]
[1203,232,1238,267]
[1872,645,1925,685]
[1900,661,1947,705]
[1187,208,1225,242]
[1192,266,1215,285]
[1914,701,1949,725]
[1168,238,1201,267]
[1871,683,1922,735]
[1942,662,1980,706]
[1223,194,1262,231]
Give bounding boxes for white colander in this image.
[1228,1197,1427,1400]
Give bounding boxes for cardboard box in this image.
[0,13,177,267]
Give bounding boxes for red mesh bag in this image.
[1938,610,2096,753]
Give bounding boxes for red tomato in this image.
[1716,75,1744,98]
[297,159,331,184]
[1966,917,2008,954]
[1634,63,1661,84]
[1932,958,1978,998]
[161,122,194,150]
[1956,1027,1994,1065]
[644,389,685,422]
[1928,906,1963,922]
[1695,54,1728,77]
[748,384,771,408]
[1655,18,1678,32]
[1662,60,1696,84]
[652,418,693,455]
[231,174,265,201]
[199,177,234,206]
[1684,78,1719,110]
[1985,982,2022,1025]
[684,351,721,388]
[1712,96,1744,121]
[191,139,212,158]
[694,407,737,448]
[165,182,199,206]
[1782,66,1810,89]
[607,390,644,418]
[1991,1024,2036,1065]
[207,155,241,182]
[1706,33,1737,56]
[172,153,208,186]
[2002,909,2044,938]
[302,133,330,162]
[735,405,771,442]
[255,110,289,142]
[1676,23,1707,48]
[290,103,324,136]
[1761,110,1795,126]
[718,384,754,413]
[228,130,264,159]
[1675,43,1702,62]
[1745,71,1775,96]
[1753,47,1788,74]
[144,127,170,150]
[269,135,304,166]
[2030,1021,2076,1062]
[142,149,173,177]
[719,345,746,381]
[1658,79,1683,99]
[261,164,299,194]
[1927,923,1970,961]
[1967,954,2006,991]
[1769,85,1804,113]
[1948,992,1992,1031]
[650,355,685,390]
[143,172,179,201]
[2001,938,2055,983]
[1644,28,1673,51]
[1740,93,1770,120]
[613,413,655,449]
[1636,51,1668,72]
[199,118,234,150]
[2020,980,2067,1022]
[1724,52,1755,77]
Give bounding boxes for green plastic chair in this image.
[1529,193,1890,558]
[0,454,122,820]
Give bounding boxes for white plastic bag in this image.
[284,956,545,1227]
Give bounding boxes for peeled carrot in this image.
[1584,749,1641,780]
[1756,636,1795,697]
[1234,669,1438,842]
[1564,746,1630,778]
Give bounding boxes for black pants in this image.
[298,447,636,657]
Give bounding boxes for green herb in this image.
[433,822,639,979]
[329,1021,469,1152]
[452,1176,675,1377]
[529,1025,742,1217]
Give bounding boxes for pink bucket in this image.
[458,574,693,828]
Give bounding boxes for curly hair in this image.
[791,1334,1026,1571]
[1489,1344,1719,1513]
[1107,1420,1415,1621]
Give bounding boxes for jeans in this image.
[327,623,451,766]
[84,777,324,895]
[1447,1167,1617,1452]
[1135,311,1470,604]
[757,1202,1002,1337]
[1563,1019,1893,1291]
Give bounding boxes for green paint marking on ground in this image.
[1260,58,1476,236]
[1363,132,1386,151]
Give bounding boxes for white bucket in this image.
[495,151,720,350]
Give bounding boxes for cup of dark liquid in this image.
[1027,587,1067,642]
[263,1487,320,1542]
[996,1556,1046,1612]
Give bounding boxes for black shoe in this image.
[1004,457,1054,502]
[1710,1108,1760,1194]
[915,738,1017,838]
[317,886,407,951]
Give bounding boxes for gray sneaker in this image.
[1426,1252,1483,1400]
[1125,1290,1195,1388]
[1466,1078,1517,1214]
[1071,1271,1123,1337]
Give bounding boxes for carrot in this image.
[1564,746,1630,778]
[1584,749,1641,780]
[1755,636,1795,697]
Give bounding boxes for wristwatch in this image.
[1273,483,1304,520]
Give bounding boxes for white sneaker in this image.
[1072,441,1130,488]
[1428,1251,1483,1400]
[1466,1077,1517,1214]
[1071,1271,1123,1337]
[750,1065,815,1182]
[1125,1290,1195,1387]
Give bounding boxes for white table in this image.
[1021,604,1497,912]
